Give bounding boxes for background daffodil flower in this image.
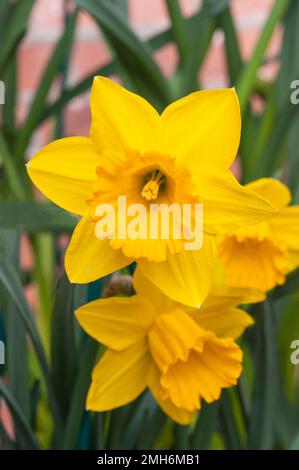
[75,268,264,425]
[217,178,299,292]
[27,77,277,307]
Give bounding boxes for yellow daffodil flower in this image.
[76,268,264,425]
[217,178,299,292]
[27,77,276,307]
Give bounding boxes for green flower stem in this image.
[165,0,189,62]
[0,133,27,200]
[237,0,290,114]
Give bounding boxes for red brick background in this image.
[18,0,280,155]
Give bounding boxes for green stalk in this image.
[181,6,216,95]
[165,0,189,62]
[0,378,40,449]
[62,339,99,449]
[237,0,290,114]
[32,234,54,356]
[218,6,242,84]
[0,133,27,200]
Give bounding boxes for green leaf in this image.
[0,133,27,200]
[2,55,17,130]
[290,431,299,450]
[39,11,203,125]
[219,390,242,450]
[190,402,219,450]
[51,274,78,421]
[0,201,77,233]
[73,0,172,109]
[165,0,189,62]
[0,243,63,437]
[0,377,39,449]
[181,4,216,95]
[14,11,78,162]
[248,301,278,449]
[0,0,35,74]
[237,0,290,114]
[272,268,299,300]
[111,0,128,18]
[62,337,99,450]
[208,0,230,16]
[0,230,30,448]
[276,1,299,192]
[0,418,15,450]
[218,5,242,84]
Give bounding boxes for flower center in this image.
[141,170,166,201]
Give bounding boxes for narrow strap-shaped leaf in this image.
[0,0,35,74]
[0,377,39,449]
[2,55,17,131]
[165,0,189,62]
[290,431,299,450]
[0,134,27,200]
[272,268,299,300]
[219,391,242,450]
[0,201,76,233]
[62,337,99,450]
[0,248,63,437]
[174,424,190,449]
[248,300,278,449]
[0,230,30,447]
[189,401,219,450]
[111,0,128,18]
[0,417,15,450]
[51,274,78,421]
[181,3,216,95]
[73,0,172,109]
[14,11,78,162]
[218,5,242,84]
[39,11,203,125]
[275,1,299,192]
[237,0,290,113]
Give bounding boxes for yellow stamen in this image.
[141,170,165,201]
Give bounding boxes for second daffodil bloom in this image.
[217,178,299,292]
[27,77,276,307]
[76,268,264,425]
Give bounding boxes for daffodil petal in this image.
[201,285,266,309]
[65,214,132,283]
[193,306,254,340]
[189,285,262,340]
[288,250,299,272]
[161,88,240,167]
[138,234,215,308]
[76,295,154,350]
[87,340,150,411]
[26,137,99,215]
[269,206,299,251]
[246,178,291,210]
[193,167,277,233]
[133,267,175,312]
[90,76,160,154]
[148,363,196,425]
[163,336,242,406]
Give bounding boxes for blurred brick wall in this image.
[18,0,280,155]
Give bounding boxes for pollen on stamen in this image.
[141,170,165,201]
